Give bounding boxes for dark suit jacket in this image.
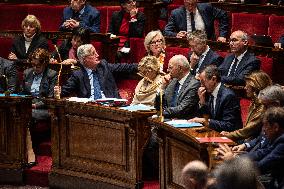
[199,84,242,132]
[108,10,145,47]
[61,60,138,98]
[164,4,229,40]
[188,48,223,75]
[247,133,284,186]
[0,57,17,93]
[155,73,200,119]
[218,51,261,86]
[279,35,284,48]
[11,33,48,63]
[51,39,72,61]
[59,4,100,33]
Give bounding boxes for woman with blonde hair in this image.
[221,71,272,141]
[131,56,163,106]
[8,15,48,63]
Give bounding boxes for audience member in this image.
[8,15,48,64]
[214,157,262,189]
[144,30,166,72]
[155,54,200,119]
[131,56,163,106]
[182,160,208,189]
[50,27,90,65]
[0,57,17,93]
[54,44,138,99]
[221,71,272,141]
[187,30,223,76]
[59,0,100,32]
[108,0,145,61]
[164,0,229,42]
[21,48,57,167]
[188,65,242,132]
[219,30,261,86]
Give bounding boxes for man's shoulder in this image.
[220,84,237,98]
[172,6,185,14]
[85,4,100,14]
[0,57,14,67]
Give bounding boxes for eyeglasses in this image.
[150,39,163,45]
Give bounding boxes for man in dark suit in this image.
[164,0,229,42]
[189,65,242,132]
[187,30,223,76]
[218,30,261,86]
[56,44,138,99]
[155,54,200,119]
[0,57,17,93]
[59,0,100,33]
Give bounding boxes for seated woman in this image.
[8,15,48,64]
[50,27,90,65]
[144,30,166,72]
[108,0,145,62]
[131,56,163,106]
[21,48,57,167]
[221,71,272,141]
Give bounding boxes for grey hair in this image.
[77,44,94,63]
[258,85,284,106]
[182,160,208,188]
[187,30,207,44]
[170,54,190,69]
[144,30,165,53]
[233,30,249,41]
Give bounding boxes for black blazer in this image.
[199,84,242,132]
[108,10,145,46]
[218,51,261,86]
[155,73,200,119]
[164,4,229,40]
[0,57,17,93]
[188,48,223,75]
[61,59,138,98]
[11,33,49,63]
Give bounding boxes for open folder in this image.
[165,120,203,128]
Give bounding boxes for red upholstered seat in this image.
[117,79,139,104]
[164,46,189,71]
[27,5,65,31]
[231,13,269,36]
[268,15,284,43]
[240,98,251,126]
[129,38,146,63]
[97,6,108,33]
[172,0,185,5]
[0,4,28,30]
[257,55,273,77]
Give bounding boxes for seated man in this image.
[164,0,229,42]
[189,65,242,132]
[55,44,138,99]
[188,30,223,76]
[59,0,100,33]
[182,160,208,189]
[218,30,260,86]
[155,54,200,119]
[0,57,17,93]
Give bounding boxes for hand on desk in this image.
[188,117,206,125]
[232,143,246,152]
[8,52,17,60]
[216,143,235,161]
[176,31,187,38]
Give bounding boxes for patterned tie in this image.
[228,57,239,76]
[92,71,102,100]
[171,82,180,107]
[190,12,196,32]
[208,94,215,117]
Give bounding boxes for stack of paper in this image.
[196,137,233,143]
[165,120,203,128]
[120,104,155,112]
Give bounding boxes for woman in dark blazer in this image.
[21,48,57,167]
[8,15,48,64]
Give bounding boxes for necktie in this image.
[195,54,204,73]
[171,82,180,107]
[92,71,102,100]
[208,94,215,117]
[190,12,196,32]
[228,57,238,76]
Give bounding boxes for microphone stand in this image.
[54,44,63,100]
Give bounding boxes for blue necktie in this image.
[171,82,180,107]
[228,57,238,76]
[92,71,102,100]
[190,12,196,32]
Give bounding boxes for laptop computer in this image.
[251,34,274,47]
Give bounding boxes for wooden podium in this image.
[46,99,155,189]
[149,118,232,189]
[0,95,32,184]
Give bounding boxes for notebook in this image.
[251,34,274,47]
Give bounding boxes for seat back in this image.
[268,15,284,43]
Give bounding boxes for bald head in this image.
[229,30,248,56]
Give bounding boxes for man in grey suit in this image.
[0,57,17,93]
[155,54,200,119]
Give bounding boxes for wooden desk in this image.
[0,96,32,184]
[149,118,232,189]
[46,99,155,189]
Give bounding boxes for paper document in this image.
[120,104,155,112]
[165,120,203,128]
[196,137,233,143]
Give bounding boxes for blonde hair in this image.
[21,15,41,33]
[144,30,165,54]
[138,56,160,74]
[245,71,272,94]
